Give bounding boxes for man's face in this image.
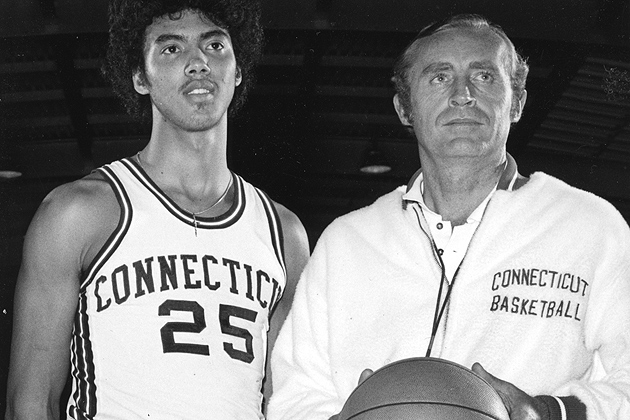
[133,9,241,132]
[395,27,523,162]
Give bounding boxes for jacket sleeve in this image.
[267,227,346,420]
[554,216,630,419]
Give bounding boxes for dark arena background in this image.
[1,0,629,415]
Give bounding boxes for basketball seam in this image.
[347,401,502,420]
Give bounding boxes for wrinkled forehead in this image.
[407,27,512,77]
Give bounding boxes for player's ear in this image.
[393,94,412,126]
[235,66,242,87]
[133,70,150,95]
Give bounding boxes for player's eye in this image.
[162,45,180,55]
[208,41,225,50]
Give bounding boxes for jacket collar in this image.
[405,153,528,194]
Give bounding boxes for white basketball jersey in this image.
[67,158,286,419]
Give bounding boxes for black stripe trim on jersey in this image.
[122,157,245,230]
[254,188,287,313]
[80,165,133,290]
[69,292,97,419]
[194,173,246,229]
[69,165,132,419]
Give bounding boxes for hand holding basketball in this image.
[337,357,510,420]
[472,363,548,420]
[329,369,375,419]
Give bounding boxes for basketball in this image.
[338,357,509,420]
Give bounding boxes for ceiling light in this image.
[0,170,23,180]
[360,143,391,174]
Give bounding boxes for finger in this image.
[358,368,374,385]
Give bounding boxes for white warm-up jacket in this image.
[269,171,630,420]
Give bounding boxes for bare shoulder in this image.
[36,172,118,232]
[47,171,115,205]
[271,200,310,282]
[26,171,120,272]
[272,201,306,237]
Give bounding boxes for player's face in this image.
[133,9,242,132]
[395,27,521,162]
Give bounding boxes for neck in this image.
[138,121,232,212]
[421,154,506,225]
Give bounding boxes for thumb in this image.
[358,368,374,385]
[472,362,511,407]
[472,362,497,385]
[472,362,545,420]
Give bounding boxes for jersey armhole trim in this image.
[80,165,133,290]
[254,188,286,312]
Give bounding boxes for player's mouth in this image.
[182,81,216,97]
[183,84,216,104]
[187,88,212,95]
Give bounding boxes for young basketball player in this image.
[5,1,309,419]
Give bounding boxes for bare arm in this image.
[263,202,310,410]
[5,176,118,420]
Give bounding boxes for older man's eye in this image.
[475,72,494,82]
[431,73,449,84]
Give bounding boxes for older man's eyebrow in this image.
[421,62,453,75]
[469,60,500,71]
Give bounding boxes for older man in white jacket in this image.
[268,13,630,420]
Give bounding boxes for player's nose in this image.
[185,52,210,76]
